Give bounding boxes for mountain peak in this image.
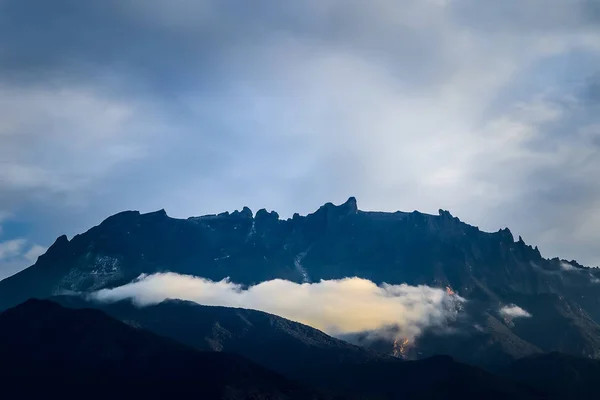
[438,209,453,218]
[53,234,69,246]
[148,209,168,217]
[232,206,253,219]
[100,210,141,227]
[256,208,280,221]
[343,196,359,214]
[317,197,359,216]
[43,234,69,258]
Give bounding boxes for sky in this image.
[1,0,599,278]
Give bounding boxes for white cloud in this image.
[90,273,465,341]
[560,261,578,271]
[499,304,532,319]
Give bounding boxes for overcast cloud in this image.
[1,0,599,277]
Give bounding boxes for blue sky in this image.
[1,0,599,279]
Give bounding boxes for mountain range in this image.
[1,198,600,398]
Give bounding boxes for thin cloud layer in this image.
[90,273,465,340]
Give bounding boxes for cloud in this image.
[0,84,166,209]
[531,260,600,287]
[560,261,578,271]
[90,273,465,340]
[0,211,10,237]
[0,0,599,268]
[499,304,532,319]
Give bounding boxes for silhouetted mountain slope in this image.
[0,299,320,400]
[51,296,383,387]
[497,352,600,399]
[400,311,543,368]
[1,198,600,363]
[326,355,543,400]
[2,298,542,400]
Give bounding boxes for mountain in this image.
[0,299,318,400]
[1,198,600,364]
[51,296,384,388]
[52,296,541,398]
[497,352,600,399]
[0,298,542,400]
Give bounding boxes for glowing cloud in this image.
[90,273,465,340]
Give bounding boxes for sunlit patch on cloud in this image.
[90,273,465,341]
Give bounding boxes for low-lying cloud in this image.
[531,260,600,285]
[499,304,532,319]
[90,273,465,340]
[560,261,578,272]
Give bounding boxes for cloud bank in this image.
[90,273,464,340]
[499,304,532,319]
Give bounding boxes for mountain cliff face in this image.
[1,198,600,363]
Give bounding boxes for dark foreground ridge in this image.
[1,299,544,399]
[51,295,384,388]
[0,298,317,400]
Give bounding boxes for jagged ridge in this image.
[1,197,600,364]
